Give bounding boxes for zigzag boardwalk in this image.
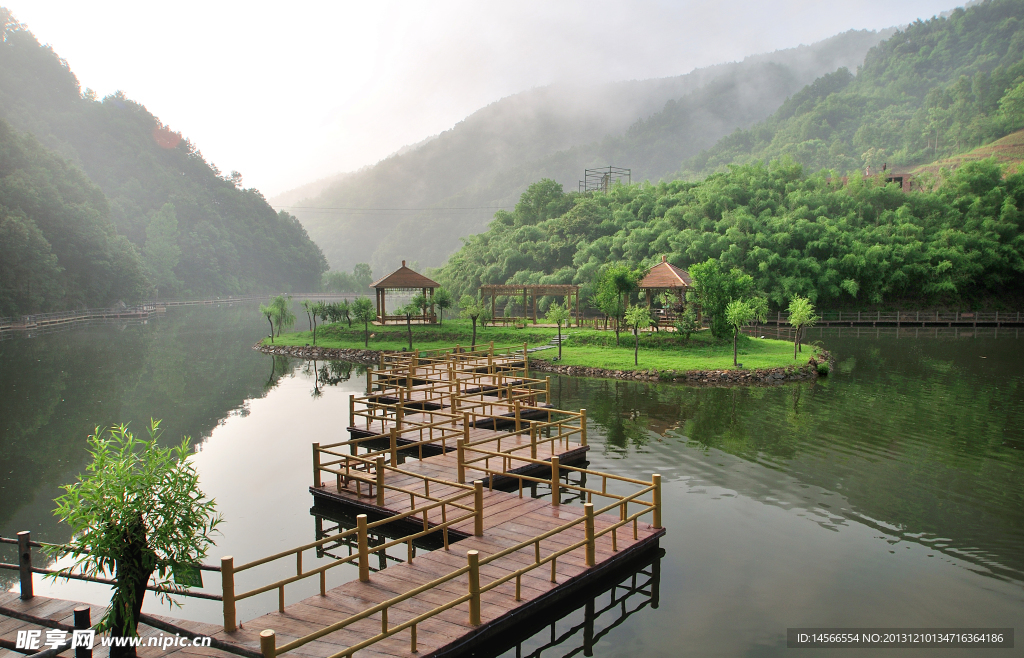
[1,344,664,658]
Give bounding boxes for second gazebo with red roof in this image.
[638,256,694,322]
[371,260,439,325]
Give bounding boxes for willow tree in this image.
[787,296,819,358]
[459,295,487,349]
[269,295,295,337]
[50,421,221,657]
[624,305,653,366]
[725,297,768,366]
[352,297,376,347]
[258,303,275,342]
[545,302,571,360]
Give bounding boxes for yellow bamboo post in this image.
[468,550,481,626]
[530,424,537,459]
[312,443,321,487]
[545,376,551,404]
[463,412,470,444]
[551,456,560,505]
[523,341,528,371]
[260,630,276,658]
[221,556,236,632]
[580,408,587,447]
[348,394,355,427]
[389,428,398,466]
[515,400,521,433]
[584,503,596,567]
[474,480,484,536]
[366,368,371,395]
[653,474,662,529]
[457,438,466,484]
[375,455,386,506]
[357,514,370,582]
[396,395,404,430]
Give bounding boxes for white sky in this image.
[10,0,961,197]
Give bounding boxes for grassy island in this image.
[264,319,804,373]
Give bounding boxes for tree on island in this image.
[352,297,376,347]
[787,296,820,358]
[301,300,315,343]
[594,265,641,346]
[259,303,275,343]
[434,287,453,325]
[545,302,571,360]
[268,295,295,337]
[689,259,754,339]
[337,299,352,327]
[459,295,487,349]
[50,421,221,657]
[624,305,653,366]
[725,297,768,366]
[399,297,426,351]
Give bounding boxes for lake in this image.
[2,303,1022,657]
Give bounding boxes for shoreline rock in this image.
[252,342,835,387]
[253,342,379,364]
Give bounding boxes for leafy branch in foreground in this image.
[50,421,221,657]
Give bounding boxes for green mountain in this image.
[0,9,327,309]
[683,0,1024,178]
[438,158,1024,312]
[436,0,1024,311]
[0,118,148,316]
[283,29,890,274]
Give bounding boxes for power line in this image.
[274,205,510,213]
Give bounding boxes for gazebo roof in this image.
[371,261,439,290]
[638,256,692,289]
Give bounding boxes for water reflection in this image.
[481,548,663,658]
[552,333,1024,586]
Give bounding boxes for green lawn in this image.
[266,319,804,372]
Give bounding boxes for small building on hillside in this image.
[638,256,694,323]
[371,261,439,325]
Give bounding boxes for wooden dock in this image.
[2,344,664,658]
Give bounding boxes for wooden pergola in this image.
[479,284,580,326]
[638,256,694,322]
[371,261,439,325]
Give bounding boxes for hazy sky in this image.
[11,0,961,197]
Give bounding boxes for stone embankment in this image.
[254,342,379,364]
[529,351,833,387]
[253,342,834,386]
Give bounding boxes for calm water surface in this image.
[1,304,1022,657]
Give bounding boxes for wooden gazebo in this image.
[479,284,580,326]
[638,256,693,322]
[371,260,439,325]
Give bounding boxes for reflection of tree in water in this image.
[264,355,290,391]
[300,360,367,398]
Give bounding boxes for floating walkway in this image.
[1,344,664,658]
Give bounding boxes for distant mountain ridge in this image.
[283,29,892,273]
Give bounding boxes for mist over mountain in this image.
[282,28,891,274]
[0,8,327,309]
[682,0,1024,177]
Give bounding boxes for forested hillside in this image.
[0,119,148,316]
[285,29,889,273]
[0,9,327,307]
[684,0,1024,177]
[438,160,1024,310]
